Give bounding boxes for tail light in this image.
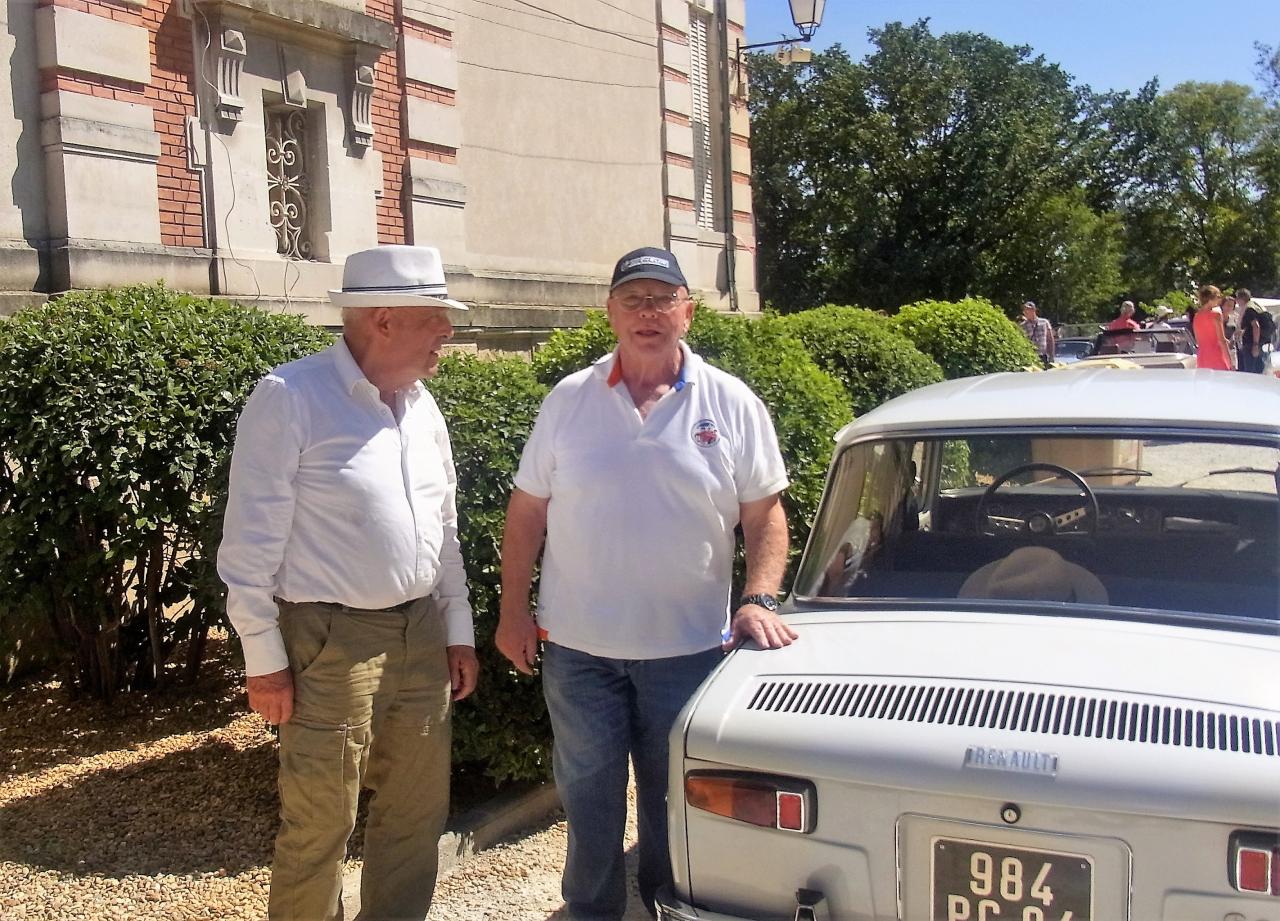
[1229,831,1280,896]
[685,771,816,833]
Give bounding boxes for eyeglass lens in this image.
[618,294,681,312]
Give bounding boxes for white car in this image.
[1074,328,1197,369]
[658,368,1280,921]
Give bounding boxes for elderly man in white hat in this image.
[218,245,478,921]
[1147,305,1174,329]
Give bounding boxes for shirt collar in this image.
[333,336,425,405]
[333,336,369,395]
[602,340,699,391]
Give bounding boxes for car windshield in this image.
[794,432,1280,622]
[1092,328,1192,355]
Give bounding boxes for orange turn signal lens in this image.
[685,772,814,833]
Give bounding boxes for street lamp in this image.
[787,0,826,41]
[732,0,825,100]
[717,0,824,311]
[738,0,826,70]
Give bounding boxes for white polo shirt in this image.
[514,342,788,659]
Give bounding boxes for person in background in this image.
[1019,301,1055,364]
[1146,305,1174,329]
[1192,285,1232,371]
[497,246,796,921]
[1236,288,1267,374]
[1107,301,1141,332]
[1222,295,1240,369]
[218,244,478,921]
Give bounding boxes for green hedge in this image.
[532,308,850,569]
[777,306,943,417]
[893,298,1040,379]
[1,287,1025,783]
[0,286,332,700]
[427,354,552,784]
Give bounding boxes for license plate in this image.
[931,837,1093,921]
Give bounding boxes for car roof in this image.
[837,368,1280,442]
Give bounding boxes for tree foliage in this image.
[749,20,1115,317]
[775,306,942,416]
[1121,82,1277,294]
[427,354,553,783]
[0,287,331,700]
[893,298,1041,379]
[749,19,1280,321]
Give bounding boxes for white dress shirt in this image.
[218,338,474,677]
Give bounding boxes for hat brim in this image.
[609,270,688,291]
[329,290,468,310]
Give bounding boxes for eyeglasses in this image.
[613,292,686,313]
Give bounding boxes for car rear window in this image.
[795,432,1280,622]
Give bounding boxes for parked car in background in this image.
[1053,337,1094,364]
[659,369,1280,921]
[1077,327,1197,369]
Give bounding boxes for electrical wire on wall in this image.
[192,2,263,303]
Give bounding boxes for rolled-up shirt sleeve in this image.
[432,415,475,648]
[217,376,303,677]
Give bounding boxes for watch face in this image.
[743,593,778,611]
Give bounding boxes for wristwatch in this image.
[739,593,779,612]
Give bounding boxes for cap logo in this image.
[622,255,671,271]
[691,419,720,447]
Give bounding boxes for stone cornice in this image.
[194,0,395,53]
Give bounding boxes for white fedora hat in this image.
[329,245,468,310]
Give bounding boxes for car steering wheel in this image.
[975,462,1099,537]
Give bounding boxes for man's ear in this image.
[370,306,396,338]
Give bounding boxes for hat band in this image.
[341,282,449,295]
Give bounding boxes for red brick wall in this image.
[149,3,204,248]
[37,0,204,248]
[366,0,406,244]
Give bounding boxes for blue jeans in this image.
[542,642,723,921]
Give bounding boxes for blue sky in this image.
[744,0,1279,95]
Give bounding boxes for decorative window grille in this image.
[688,14,718,231]
[265,108,313,260]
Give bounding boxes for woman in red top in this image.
[1192,285,1232,370]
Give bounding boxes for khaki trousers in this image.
[269,597,452,921]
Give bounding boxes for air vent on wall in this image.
[745,679,1280,757]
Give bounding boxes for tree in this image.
[749,21,1116,315]
[1257,43,1280,103]
[1121,82,1277,294]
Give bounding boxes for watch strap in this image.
[739,593,779,611]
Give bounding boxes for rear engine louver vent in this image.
[745,680,1280,757]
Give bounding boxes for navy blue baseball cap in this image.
[610,246,688,291]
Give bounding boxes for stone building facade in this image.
[0,0,758,344]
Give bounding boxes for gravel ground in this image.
[427,788,651,921]
[0,635,651,921]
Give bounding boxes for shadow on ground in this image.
[0,638,250,780]
[0,735,281,875]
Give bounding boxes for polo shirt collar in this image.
[602,340,700,392]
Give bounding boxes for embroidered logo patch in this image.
[691,419,720,447]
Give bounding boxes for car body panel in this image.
[1053,337,1094,364]
[1078,328,1197,369]
[832,368,1277,441]
[661,371,1280,921]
